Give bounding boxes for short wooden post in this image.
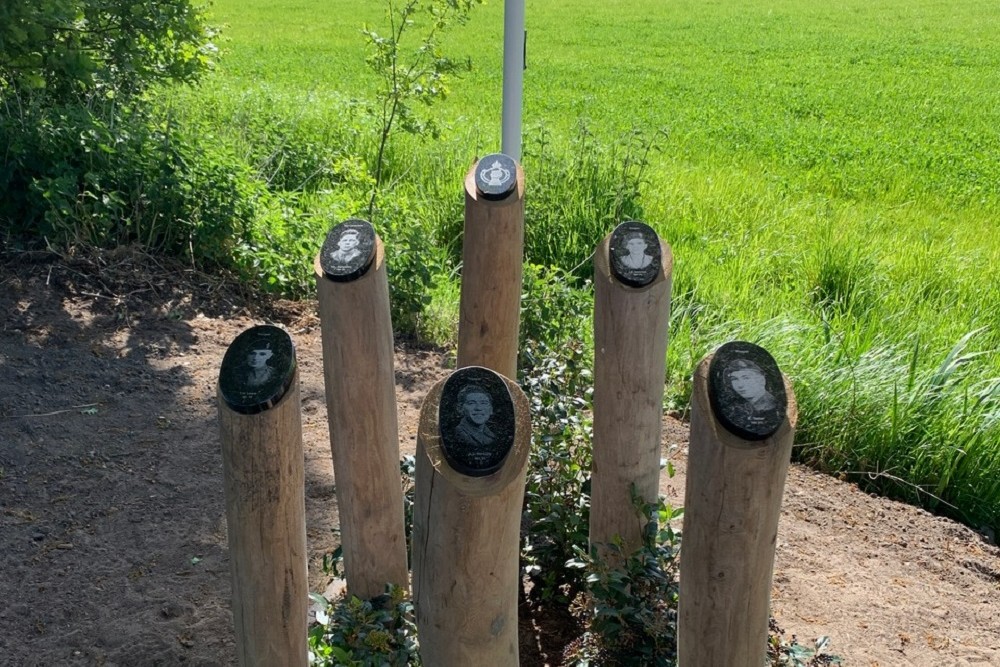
[315,220,409,600]
[217,325,307,667]
[678,344,797,667]
[590,222,673,556]
[457,152,525,378]
[412,367,531,667]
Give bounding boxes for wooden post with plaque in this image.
[678,341,796,667]
[458,152,525,379]
[217,325,307,667]
[412,366,531,666]
[590,221,673,557]
[314,219,409,600]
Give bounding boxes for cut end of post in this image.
[218,325,297,415]
[474,153,519,201]
[438,367,516,477]
[707,341,789,442]
[319,219,377,283]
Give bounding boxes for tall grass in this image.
[161,0,1000,531]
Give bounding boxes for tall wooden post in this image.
[218,325,307,667]
[412,367,531,667]
[458,152,525,378]
[590,222,673,556]
[315,220,408,600]
[678,343,797,667]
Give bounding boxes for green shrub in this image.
[565,489,682,666]
[0,0,216,102]
[308,586,419,667]
[373,194,453,335]
[520,339,594,602]
[0,99,264,259]
[520,263,593,362]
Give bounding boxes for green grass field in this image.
[188,0,1000,531]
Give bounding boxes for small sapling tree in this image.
[362,0,481,215]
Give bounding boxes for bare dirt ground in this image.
[1,252,998,666]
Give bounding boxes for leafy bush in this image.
[308,586,420,667]
[565,489,682,666]
[520,339,594,602]
[0,99,267,259]
[0,0,216,102]
[373,194,453,335]
[520,263,593,363]
[0,0,231,261]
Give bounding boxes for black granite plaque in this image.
[320,219,376,282]
[438,367,516,477]
[474,153,518,201]
[609,220,661,288]
[707,341,787,441]
[219,325,296,415]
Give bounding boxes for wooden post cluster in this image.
[411,370,531,667]
[678,351,797,667]
[218,326,307,667]
[315,231,409,600]
[457,154,526,378]
[589,227,673,556]
[407,154,528,665]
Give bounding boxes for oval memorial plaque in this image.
[219,325,297,415]
[474,153,518,201]
[320,219,377,282]
[609,220,661,288]
[707,341,787,441]
[438,367,516,477]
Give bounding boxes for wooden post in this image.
[457,153,525,379]
[315,223,409,600]
[590,225,673,556]
[218,326,307,667]
[412,368,531,667]
[678,349,797,667]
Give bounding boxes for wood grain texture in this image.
[315,238,409,599]
[678,355,797,667]
[412,373,531,667]
[457,161,525,380]
[218,374,307,667]
[589,233,673,556]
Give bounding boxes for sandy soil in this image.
[1,252,997,666]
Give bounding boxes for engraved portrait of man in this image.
[329,228,362,265]
[452,384,496,448]
[619,230,653,270]
[245,346,274,387]
[725,358,780,424]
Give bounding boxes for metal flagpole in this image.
[501,0,525,161]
